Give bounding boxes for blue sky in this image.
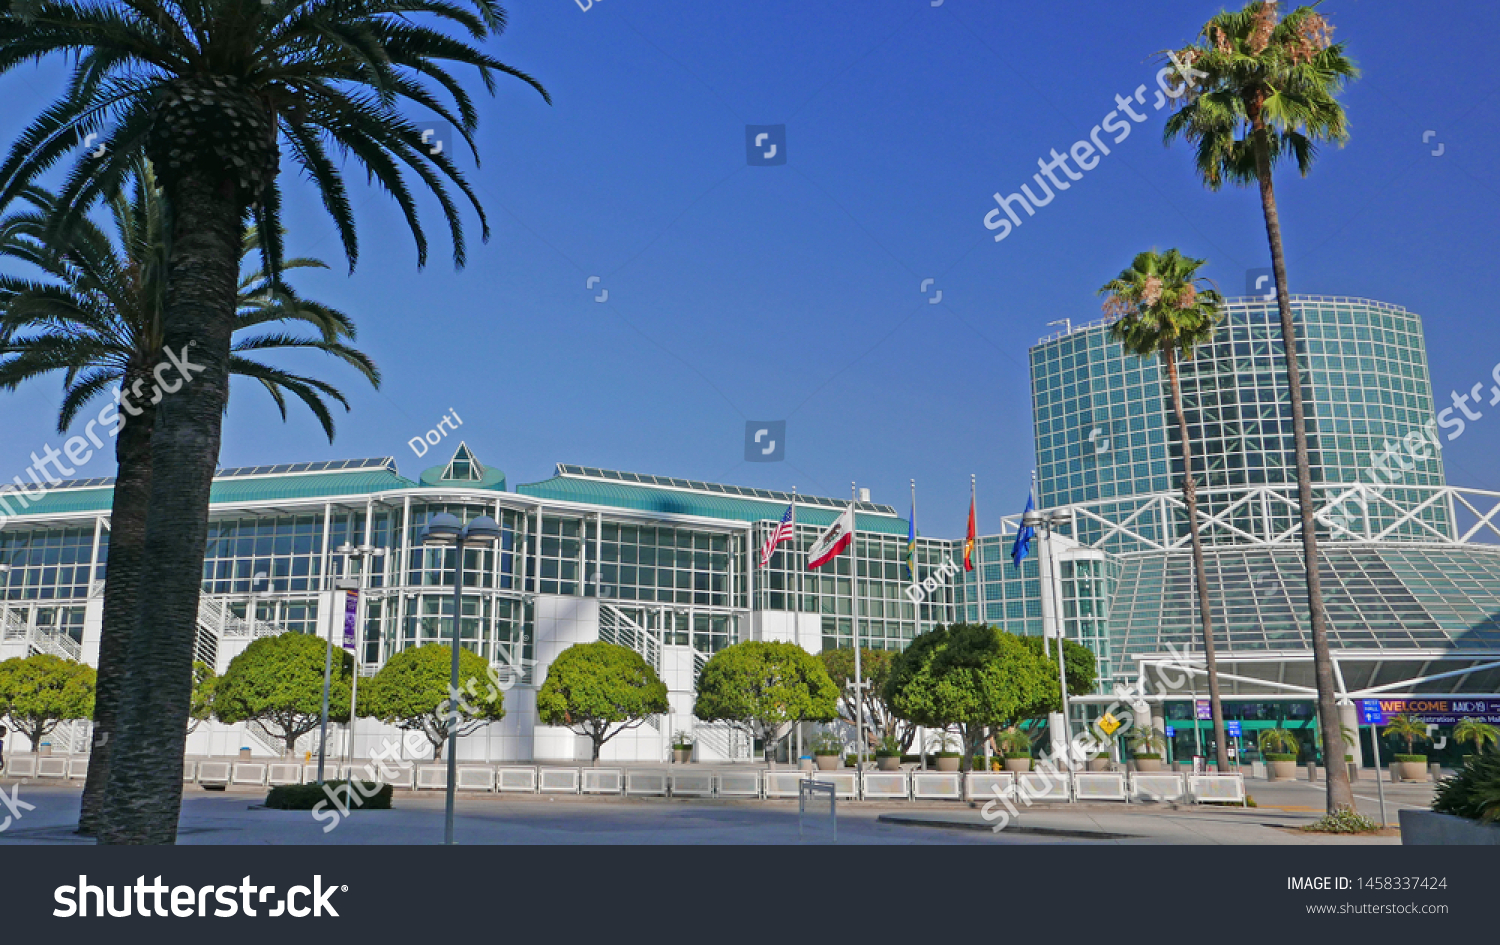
[2,0,1499,537]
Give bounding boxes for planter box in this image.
[1133,757,1163,773]
[875,755,901,771]
[1088,757,1112,772]
[496,767,538,793]
[717,771,761,798]
[1399,810,1500,846]
[670,772,715,797]
[580,768,623,795]
[814,754,841,771]
[671,748,693,764]
[1268,760,1298,781]
[935,756,961,772]
[1002,757,1030,773]
[1397,761,1429,782]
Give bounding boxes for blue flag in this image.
[1010,494,1035,569]
[904,503,917,581]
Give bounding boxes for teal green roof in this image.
[516,474,911,535]
[3,468,416,519]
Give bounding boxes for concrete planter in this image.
[672,748,693,764]
[1269,760,1298,781]
[1088,757,1113,772]
[876,754,901,771]
[1003,757,1031,773]
[936,755,961,772]
[1133,756,1163,773]
[1398,761,1429,782]
[814,754,841,771]
[1399,810,1500,846]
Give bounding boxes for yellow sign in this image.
[1098,713,1121,736]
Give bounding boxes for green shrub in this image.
[1301,809,1380,834]
[1432,750,1500,823]
[936,751,961,758]
[1265,753,1297,762]
[1393,754,1428,764]
[264,780,392,811]
[811,732,843,756]
[1132,753,1162,760]
[1005,753,1032,760]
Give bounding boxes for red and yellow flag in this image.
[963,494,976,571]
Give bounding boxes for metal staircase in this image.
[3,608,84,661]
[598,603,661,672]
[195,595,282,668]
[694,722,752,761]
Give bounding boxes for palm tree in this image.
[1161,0,1359,815]
[1453,719,1500,754]
[0,161,379,836]
[0,0,547,844]
[1099,248,1230,773]
[1382,714,1429,757]
[1257,727,1299,757]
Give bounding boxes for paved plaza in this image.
[0,775,1436,845]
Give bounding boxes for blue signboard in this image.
[1226,720,1242,738]
[1195,700,1212,721]
[1164,726,1176,738]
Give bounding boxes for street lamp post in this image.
[1023,505,1074,767]
[420,512,503,846]
[334,543,387,773]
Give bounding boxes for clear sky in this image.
[2,0,1498,538]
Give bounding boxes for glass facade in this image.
[1032,297,1449,538]
[964,295,1500,694]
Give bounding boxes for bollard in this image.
[1305,762,1318,782]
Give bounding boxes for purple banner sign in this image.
[342,588,359,650]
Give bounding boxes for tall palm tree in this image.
[1099,248,1230,773]
[1161,0,1359,814]
[0,160,379,836]
[0,0,547,843]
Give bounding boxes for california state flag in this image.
[807,503,856,570]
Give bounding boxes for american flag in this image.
[759,502,795,567]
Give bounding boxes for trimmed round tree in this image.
[885,623,1050,771]
[0,654,96,752]
[1014,637,1099,721]
[693,641,838,762]
[357,644,505,761]
[213,632,352,756]
[536,642,669,763]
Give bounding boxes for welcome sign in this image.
[1359,697,1500,726]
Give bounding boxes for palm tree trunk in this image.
[1252,118,1356,814]
[76,390,154,836]
[1164,349,1231,772]
[98,170,244,845]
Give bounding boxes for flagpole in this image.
[970,473,977,622]
[851,482,863,772]
[791,487,800,765]
[909,478,917,634]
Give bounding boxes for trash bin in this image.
[239,747,252,760]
